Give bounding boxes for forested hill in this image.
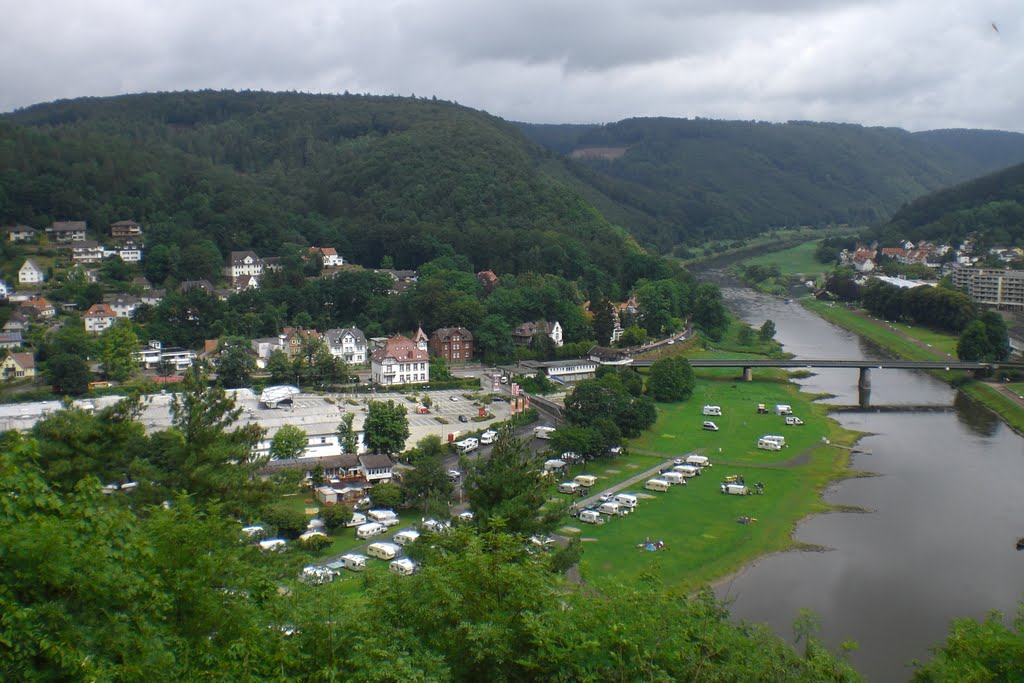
[0,91,643,289]
[870,161,1024,248]
[518,118,1024,251]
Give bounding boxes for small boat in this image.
[783,298,793,304]
[1017,537,1024,551]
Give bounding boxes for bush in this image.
[296,534,332,551]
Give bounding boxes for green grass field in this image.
[802,300,946,361]
[739,241,826,277]
[570,375,860,591]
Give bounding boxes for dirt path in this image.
[988,382,1024,408]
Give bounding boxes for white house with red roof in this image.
[84,303,117,333]
[370,334,430,386]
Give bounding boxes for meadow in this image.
[568,373,861,592]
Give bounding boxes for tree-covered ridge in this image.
[0,91,640,286]
[871,161,1024,248]
[518,118,1024,250]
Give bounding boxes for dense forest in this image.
[0,91,641,292]
[518,118,1024,250]
[868,161,1024,249]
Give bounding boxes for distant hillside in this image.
[871,161,1024,248]
[0,91,642,290]
[519,118,1024,250]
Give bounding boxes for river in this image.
[704,272,1024,682]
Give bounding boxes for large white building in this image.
[325,327,367,364]
[370,334,430,386]
[952,267,1024,311]
[224,251,264,285]
[18,259,45,285]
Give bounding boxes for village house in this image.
[1,352,36,381]
[3,312,29,334]
[105,294,141,318]
[377,269,417,295]
[358,454,395,483]
[46,221,88,243]
[4,225,37,242]
[281,327,320,359]
[251,336,285,368]
[518,357,598,384]
[110,220,143,239]
[370,334,430,386]
[476,270,498,292]
[0,332,25,350]
[224,251,264,286]
[429,327,474,362]
[83,303,117,333]
[134,340,198,371]
[22,296,55,319]
[114,240,144,263]
[309,246,344,268]
[324,327,367,363]
[18,259,46,285]
[71,240,105,264]
[511,320,564,347]
[141,289,165,307]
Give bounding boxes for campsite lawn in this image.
[574,375,860,591]
[739,241,826,277]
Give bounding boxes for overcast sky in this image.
[1,1,1021,131]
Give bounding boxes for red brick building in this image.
[429,327,474,362]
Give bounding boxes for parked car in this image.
[458,415,469,423]
[449,396,460,402]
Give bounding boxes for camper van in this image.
[702,405,722,416]
[340,553,367,572]
[344,512,368,528]
[644,479,671,492]
[389,558,418,576]
[597,501,627,516]
[660,471,687,486]
[355,522,387,540]
[393,529,420,546]
[558,482,581,495]
[533,426,556,439]
[785,416,804,426]
[258,539,286,552]
[366,542,402,561]
[455,438,479,454]
[613,493,639,509]
[480,430,498,444]
[300,565,336,585]
[762,435,786,446]
[579,509,606,524]
[685,454,711,468]
[672,464,701,478]
[721,483,749,495]
[757,438,782,451]
[367,510,400,527]
[774,404,793,415]
[702,420,719,431]
[574,474,598,488]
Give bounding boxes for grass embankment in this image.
[802,299,1024,433]
[568,374,860,593]
[740,241,826,277]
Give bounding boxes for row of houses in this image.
[224,247,345,289]
[17,241,144,285]
[3,220,143,243]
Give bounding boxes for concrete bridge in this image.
[628,358,1024,393]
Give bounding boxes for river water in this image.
[705,272,1024,682]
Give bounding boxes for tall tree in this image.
[363,400,410,455]
[270,424,308,460]
[646,356,696,402]
[463,428,565,535]
[337,413,358,454]
[401,453,453,516]
[591,297,617,346]
[215,336,256,388]
[98,318,140,382]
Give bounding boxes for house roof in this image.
[431,326,474,342]
[179,280,215,293]
[84,303,116,318]
[20,259,42,272]
[50,221,87,232]
[358,454,393,470]
[320,247,338,256]
[72,240,102,249]
[259,454,361,476]
[4,225,36,234]
[226,250,262,266]
[104,294,140,306]
[413,326,428,343]
[9,352,34,370]
[325,327,366,346]
[110,220,140,227]
[370,335,429,364]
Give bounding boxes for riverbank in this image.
[802,298,1024,434]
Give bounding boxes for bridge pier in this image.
[858,367,871,392]
[742,367,752,382]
